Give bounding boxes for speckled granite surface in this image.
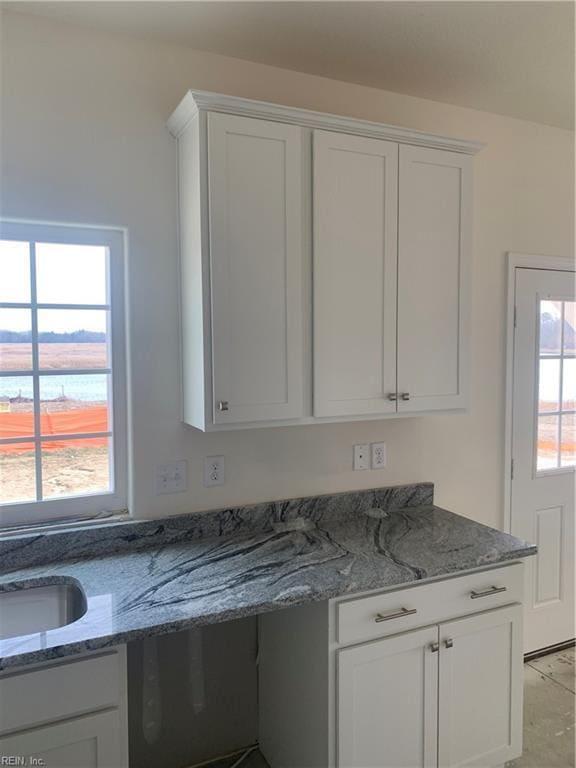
[0,483,536,670]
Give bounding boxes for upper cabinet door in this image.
[208,113,304,423]
[397,146,471,413]
[313,131,398,418]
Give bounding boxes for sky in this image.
[1,240,108,333]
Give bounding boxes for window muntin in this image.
[536,299,576,472]
[0,222,127,527]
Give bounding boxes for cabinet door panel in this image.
[208,112,304,423]
[338,625,438,768]
[313,130,398,417]
[398,146,471,412]
[0,710,126,768]
[438,605,523,768]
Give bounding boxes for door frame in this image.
[503,252,576,533]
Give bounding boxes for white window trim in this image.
[0,219,129,528]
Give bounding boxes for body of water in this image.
[0,374,108,402]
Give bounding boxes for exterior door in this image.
[438,605,523,768]
[0,710,126,768]
[397,146,471,412]
[208,112,304,423]
[313,130,398,418]
[337,626,438,768]
[511,265,575,651]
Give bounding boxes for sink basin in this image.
[0,581,87,641]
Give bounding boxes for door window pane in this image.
[539,358,560,412]
[539,300,563,355]
[36,243,108,305]
[0,442,36,504]
[0,240,30,303]
[537,415,559,471]
[560,413,575,468]
[41,437,110,499]
[37,309,109,369]
[0,308,32,371]
[562,358,576,410]
[564,301,576,354]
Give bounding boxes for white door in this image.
[511,265,575,651]
[208,112,304,423]
[313,130,398,418]
[0,710,126,768]
[397,146,471,412]
[338,625,438,768]
[438,605,523,768]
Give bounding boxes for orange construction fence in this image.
[0,407,108,453]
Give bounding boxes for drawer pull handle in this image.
[374,607,417,623]
[470,585,507,599]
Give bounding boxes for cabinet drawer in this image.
[336,564,523,645]
[0,649,123,735]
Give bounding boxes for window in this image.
[536,299,576,472]
[0,221,127,526]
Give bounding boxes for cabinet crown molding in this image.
[167,90,484,155]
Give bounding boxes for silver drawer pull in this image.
[470,585,507,600]
[374,607,417,623]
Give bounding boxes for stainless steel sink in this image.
[0,581,87,641]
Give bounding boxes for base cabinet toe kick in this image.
[259,562,526,768]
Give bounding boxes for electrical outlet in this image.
[353,444,370,471]
[371,442,387,469]
[204,455,225,487]
[155,461,187,495]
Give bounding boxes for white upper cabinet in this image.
[313,131,398,418]
[208,113,304,424]
[397,146,471,412]
[168,91,481,430]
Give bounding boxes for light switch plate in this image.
[155,461,187,495]
[371,442,387,469]
[353,444,370,471]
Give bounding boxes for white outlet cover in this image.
[371,442,387,469]
[204,455,225,487]
[353,444,370,471]
[155,460,188,495]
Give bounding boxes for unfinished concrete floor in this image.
[508,647,575,768]
[208,648,575,768]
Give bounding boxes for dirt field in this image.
[0,446,109,503]
[0,343,107,370]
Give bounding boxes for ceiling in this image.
[4,1,574,129]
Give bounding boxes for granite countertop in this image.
[0,483,536,670]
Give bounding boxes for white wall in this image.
[1,11,573,527]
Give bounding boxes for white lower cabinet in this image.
[259,564,525,768]
[0,710,124,768]
[338,626,438,768]
[0,646,128,768]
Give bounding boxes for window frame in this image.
[0,220,128,527]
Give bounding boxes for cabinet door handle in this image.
[430,642,439,653]
[401,392,410,401]
[470,585,507,599]
[388,393,398,401]
[445,638,454,649]
[374,607,417,623]
[218,401,229,412]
